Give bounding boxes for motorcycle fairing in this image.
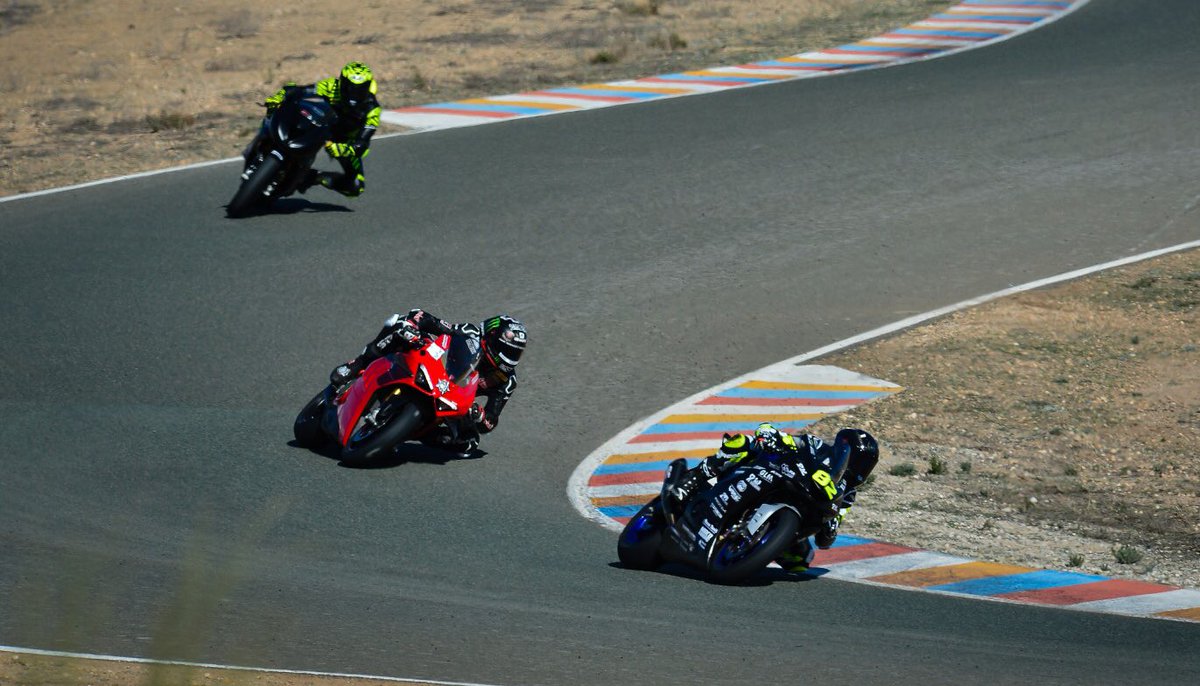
[335,355,408,446]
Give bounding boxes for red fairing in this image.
[333,333,480,447]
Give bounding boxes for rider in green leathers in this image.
[250,61,381,197]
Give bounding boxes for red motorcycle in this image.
[293,332,482,465]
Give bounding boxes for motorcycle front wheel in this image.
[617,499,666,570]
[706,507,801,585]
[339,400,427,466]
[293,387,331,448]
[227,154,282,218]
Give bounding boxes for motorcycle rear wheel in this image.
[227,154,282,218]
[339,400,427,466]
[617,500,665,570]
[707,507,801,585]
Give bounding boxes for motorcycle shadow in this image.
[607,561,824,587]
[286,439,487,469]
[223,198,353,218]
[271,198,354,215]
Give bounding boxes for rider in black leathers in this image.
[667,422,880,572]
[329,309,526,455]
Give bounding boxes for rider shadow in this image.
[287,439,486,469]
[607,561,825,586]
[223,198,352,218]
[271,198,353,215]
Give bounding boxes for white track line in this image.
[0,645,507,686]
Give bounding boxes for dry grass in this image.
[0,0,954,196]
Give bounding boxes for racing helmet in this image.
[753,422,797,454]
[339,61,376,105]
[834,428,880,488]
[481,315,526,375]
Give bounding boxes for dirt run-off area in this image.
[0,0,955,196]
[2,0,1198,684]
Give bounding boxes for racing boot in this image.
[329,358,365,390]
[814,513,843,549]
[298,169,334,194]
[776,537,815,573]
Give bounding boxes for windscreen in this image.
[445,332,481,385]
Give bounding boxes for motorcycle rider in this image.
[667,422,880,573]
[245,61,381,197]
[329,309,526,455]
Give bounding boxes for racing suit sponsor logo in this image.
[726,484,742,503]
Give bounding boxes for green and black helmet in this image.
[481,315,527,375]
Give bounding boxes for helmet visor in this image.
[340,77,370,104]
[491,338,523,368]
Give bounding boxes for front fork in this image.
[241,119,270,176]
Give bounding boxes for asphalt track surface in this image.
[2,1,1199,684]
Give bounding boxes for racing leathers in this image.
[668,423,876,572]
[251,75,381,197]
[329,309,517,454]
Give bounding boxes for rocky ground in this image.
[811,248,1199,589]
[2,0,1197,684]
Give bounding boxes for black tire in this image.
[339,400,427,466]
[227,154,282,218]
[706,507,801,585]
[293,387,330,448]
[617,499,666,570]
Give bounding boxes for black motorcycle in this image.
[617,453,843,584]
[227,91,337,218]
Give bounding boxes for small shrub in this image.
[411,69,430,92]
[204,58,242,73]
[1067,553,1085,567]
[1,1,40,31]
[213,10,259,40]
[959,461,972,474]
[1064,465,1079,477]
[617,0,660,16]
[1113,545,1143,565]
[648,31,688,50]
[589,50,620,64]
[888,462,917,477]
[146,111,195,132]
[927,456,947,475]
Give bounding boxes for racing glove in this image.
[325,141,357,158]
[396,318,421,346]
[668,461,717,510]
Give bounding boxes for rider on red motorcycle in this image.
[330,309,526,454]
[667,422,880,572]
